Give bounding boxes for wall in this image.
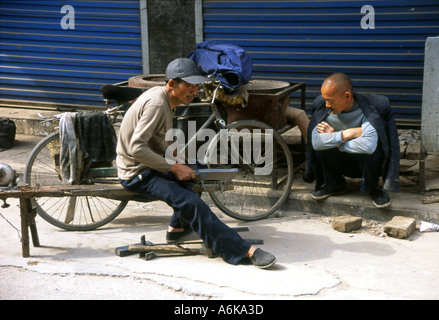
[421,37,439,152]
[0,0,143,110]
[202,0,439,127]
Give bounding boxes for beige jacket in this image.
[116,86,174,180]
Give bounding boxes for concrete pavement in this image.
[1,134,439,300]
[2,195,439,300]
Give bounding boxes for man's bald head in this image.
[322,73,353,96]
[320,73,355,114]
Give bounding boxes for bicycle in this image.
[24,80,294,231]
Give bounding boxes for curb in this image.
[284,184,439,224]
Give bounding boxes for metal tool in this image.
[0,163,19,208]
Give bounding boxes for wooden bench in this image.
[0,183,232,257]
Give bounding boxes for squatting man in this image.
[116,58,277,269]
[304,73,400,207]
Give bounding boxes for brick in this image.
[404,143,421,160]
[383,216,416,239]
[332,215,363,233]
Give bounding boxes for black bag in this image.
[0,118,16,151]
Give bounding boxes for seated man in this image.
[304,73,400,208]
[116,58,276,268]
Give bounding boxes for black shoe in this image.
[166,228,196,243]
[250,248,277,269]
[369,189,390,208]
[311,186,347,201]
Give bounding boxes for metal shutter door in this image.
[0,0,143,110]
[203,0,439,126]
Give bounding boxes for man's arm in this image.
[311,121,345,150]
[312,121,378,154]
[130,105,196,181]
[341,127,362,141]
[339,121,378,154]
[130,107,170,169]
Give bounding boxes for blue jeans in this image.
[120,169,251,265]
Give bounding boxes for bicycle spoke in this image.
[208,121,293,221]
[24,132,127,231]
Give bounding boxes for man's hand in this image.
[316,121,363,141]
[316,121,335,133]
[341,127,362,141]
[170,163,196,181]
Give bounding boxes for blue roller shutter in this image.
[202,0,439,126]
[0,0,143,110]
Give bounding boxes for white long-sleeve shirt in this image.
[311,101,378,154]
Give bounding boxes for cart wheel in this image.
[206,120,293,221]
[24,132,127,231]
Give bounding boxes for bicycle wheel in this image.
[24,132,128,231]
[206,120,293,221]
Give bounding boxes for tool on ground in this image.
[115,227,263,261]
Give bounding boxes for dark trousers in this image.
[315,147,384,193]
[120,169,251,265]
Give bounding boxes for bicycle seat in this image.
[100,85,144,104]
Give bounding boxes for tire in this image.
[24,132,128,231]
[128,74,166,88]
[206,120,293,221]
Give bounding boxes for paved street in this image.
[2,195,439,300]
[1,134,439,301]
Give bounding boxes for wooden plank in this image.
[128,244,200,256]
[0,182,233,200]
[0,185,131,199]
